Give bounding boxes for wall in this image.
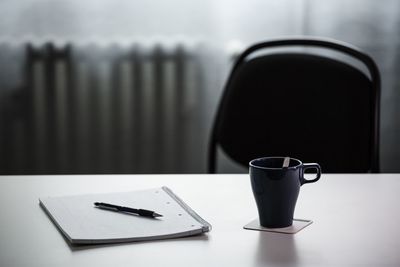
[0,0,399,172]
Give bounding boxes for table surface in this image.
[0,174,399,267]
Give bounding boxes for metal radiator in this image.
[0,43,205,174]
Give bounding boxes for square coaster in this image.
[243,218,312,234]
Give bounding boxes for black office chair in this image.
[208,38,380,173]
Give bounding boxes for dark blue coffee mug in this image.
[249,156,321,228]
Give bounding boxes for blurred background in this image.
[0,0,399,174]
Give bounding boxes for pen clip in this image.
[94,203,119,212]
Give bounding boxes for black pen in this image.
[94,202,163,218]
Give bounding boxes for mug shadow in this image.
[254,232,299,266]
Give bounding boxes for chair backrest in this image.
[208,38,380,173]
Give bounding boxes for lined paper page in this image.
[40,187,211,244]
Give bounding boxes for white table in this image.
[0,174,399,267]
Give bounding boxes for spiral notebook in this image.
[39,186,211,245]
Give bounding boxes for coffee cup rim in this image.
[249,156,302,170]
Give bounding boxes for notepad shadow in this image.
[68,233,210,251]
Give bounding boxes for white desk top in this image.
[0,174,399,267]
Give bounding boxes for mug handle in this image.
[300,163,321,185]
